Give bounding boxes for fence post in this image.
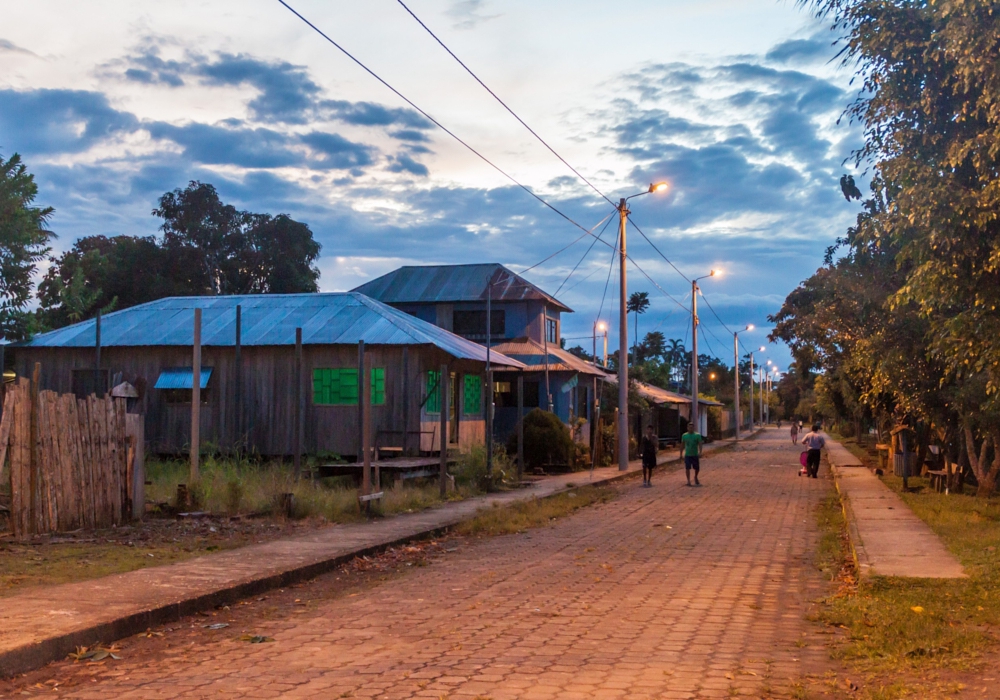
[191,309,201,482]
[439,365,449,498]
[294,327,302,480]
[517,373,524,482]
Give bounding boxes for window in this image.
[463,374,482,417]
[425,370,441,414]
[576,386,590,421]
[313,368,385,406]
[545,318,558,344]
[154,367,212,405]
[453,310,505,339]
[493,380,540,408]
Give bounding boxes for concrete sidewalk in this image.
[0,434,746,678]
[825,435,965,579]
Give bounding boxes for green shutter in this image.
[312,368,359,405]
[371,368,386,406]
[463,374,482,416]
[426,370,441,414]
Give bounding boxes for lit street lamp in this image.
[616,182,669,471]
[593,321,608,368]
[690,269,720,439]
[733,324,753,441]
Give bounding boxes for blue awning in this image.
[154,367,213,390]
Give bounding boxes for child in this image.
[680,422,704,486]
[640,425,658,487]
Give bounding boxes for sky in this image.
[0,0,864,372]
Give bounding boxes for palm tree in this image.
[626,291,650,353]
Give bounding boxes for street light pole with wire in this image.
[690,270,719,438]
[733,325,753,441]
[616,183,668,471]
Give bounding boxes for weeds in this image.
[455,486,616,537]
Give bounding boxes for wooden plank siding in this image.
[13,345,488,458]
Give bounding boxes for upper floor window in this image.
[546,317,558,344]
[453,309,505,339]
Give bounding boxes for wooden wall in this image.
[14,345,489,458]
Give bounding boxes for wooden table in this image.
[317,457,457,485]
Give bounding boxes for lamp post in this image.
[593,321,607,369]
[690,270,720,439]
[616,182,668,471]
[733,325,753,441]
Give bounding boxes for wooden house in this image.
[11,293,524,458]
[354,264,608,442]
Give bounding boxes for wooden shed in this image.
[11,293,524,458]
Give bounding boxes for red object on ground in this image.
[799,451,808,467]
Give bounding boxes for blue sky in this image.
[0,0,863,372]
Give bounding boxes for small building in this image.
[354,263,608,441]
[11,293,524,457]
[606,376,723,444]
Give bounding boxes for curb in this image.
[830,463,866,577]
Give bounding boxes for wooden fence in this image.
[0,376,134,538]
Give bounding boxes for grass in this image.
[454,485,617,537]
[817,436,1000,679]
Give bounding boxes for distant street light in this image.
[616,182,669,471]
[734,324,754,441]
[690,269,719,438]
[593,321,608,368]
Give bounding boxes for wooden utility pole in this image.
[362,347,372,496]
[191,308,201,482]
[516,373,524,482]
[401,347,410,454]
[235,304,242,445]
[95,308,103,397]
[439,365,449,497]
[294,327,303,479]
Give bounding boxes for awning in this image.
[154,367,213,390]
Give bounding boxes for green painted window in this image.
[463,374,482,417]
[313,368,385,406]
[425,370,441,414]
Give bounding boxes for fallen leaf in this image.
[911,606,925,614]
[239,635,274,644]
[203,623,229,630]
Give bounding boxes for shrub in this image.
[507,408,574,470]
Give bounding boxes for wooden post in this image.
[235,304,242,447]
[362,348,372,496]
[439,364,449,497]
[357,341,364,463]
[95,308,102,397]
[191,308,201,482]
[30,363,40,535]
[127,413,144,520]
[517,372,524,482]
[486,368,493,480]
[401,347,410,455]
[294,327,303,480]
[591,376,599,471]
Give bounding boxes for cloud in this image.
[320,100,433,130]
[0,38,36,56]
[765,35,836,65]
[0,89,137,154]
[447,0,500,30]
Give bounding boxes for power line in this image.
[595,227,620,325]
[394,0,614,207]
[276,0,613,244]
[628,216,690,283]
[554,214,615,296]
[698,289,734,335]
[517,210,614,276]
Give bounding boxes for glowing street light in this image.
[734,324,754,440]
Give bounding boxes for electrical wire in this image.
[394,0,614,207]
[517,210,614,276]
[276,0,614,244]
[698,288,734,335]
[595,228,620,325]
[628,216,690,283]
[554,214,615,296]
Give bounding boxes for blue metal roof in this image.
[352,263,572,312]
[153,367,213,390]
[17,293,525,368]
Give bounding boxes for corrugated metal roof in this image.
[16,293,525,369]
[490,338,607,377]
[352,264,573,312]
[604,375,724,407]
[153,367,213,390]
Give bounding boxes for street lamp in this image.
[751,346,765,428]
[593,321,608,368]
[690,269,719,439]
[616,182,669,471]
[733,324,753,441]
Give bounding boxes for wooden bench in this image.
[928,470,948,493]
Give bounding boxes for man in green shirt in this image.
[680,422,704,486]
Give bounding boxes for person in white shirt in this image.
[801,424,826,478]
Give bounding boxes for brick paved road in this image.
[52,430,837,699]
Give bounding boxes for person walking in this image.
[800,423,825,478]
[790,421,799,445]
[640,425,658,487]
[680,421,704,486]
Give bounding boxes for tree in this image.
[0,153,53,341]
[626,291,650,352]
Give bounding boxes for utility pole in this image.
[733,325,753,441]
[749,352,754,430]
[691,279,699,436]
[486,281,493,480]
[617,197,629,471]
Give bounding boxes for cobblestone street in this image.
[49,430,838,699]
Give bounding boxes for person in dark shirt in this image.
[640,425,658,487]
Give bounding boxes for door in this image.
[449,372,459,444]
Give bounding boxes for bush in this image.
[453,443,515,490]
[507,408,574,470]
